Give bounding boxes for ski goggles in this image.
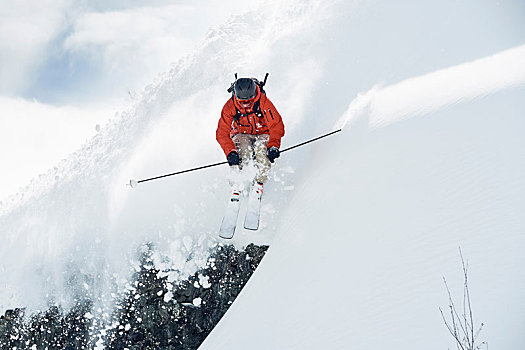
[236,96,255,108]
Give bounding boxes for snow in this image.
[198,274,212,289]
[200,81,525,350]
[336,45,525,131]
[193,297,202,308]
[0,0,524,349]
[163,291,174,303]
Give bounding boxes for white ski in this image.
[219,188,242,239]
[244,182,263,230]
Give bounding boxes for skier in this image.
[216,77,285,195]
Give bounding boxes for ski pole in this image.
[129,160,228,187]
[280,128,341,153]
[129,128,342,187]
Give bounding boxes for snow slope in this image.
[197,1,525,350]
[1,0,524,349]
[199,52,525,350]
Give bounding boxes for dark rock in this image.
[106,243,268,350]
[0,302,93,349]
[0,243,268,350]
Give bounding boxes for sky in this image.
[0,0,262,201]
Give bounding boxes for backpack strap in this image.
[232,96,263,121]
[253,100,263,117]
[232,96,242,122]
[253,73,269,94]
[232,107,257,121]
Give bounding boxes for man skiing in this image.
[216,76,284,236]
[216,76,285,192]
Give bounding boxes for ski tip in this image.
[128,179,139,188]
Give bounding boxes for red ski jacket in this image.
[216,85,285,156]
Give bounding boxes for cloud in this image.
[0,0,263,103]
[0,0,71,95]
[61,5,199,100]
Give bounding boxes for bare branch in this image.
[440,248,485,350]
[440,307,466,350]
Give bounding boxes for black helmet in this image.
[233,78,257,100]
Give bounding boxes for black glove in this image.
[227,151,241,166]
[267,146,280,163]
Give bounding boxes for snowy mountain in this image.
[1,0,525,349]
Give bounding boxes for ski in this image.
[219,188,242,239]
[244,182,263,230]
